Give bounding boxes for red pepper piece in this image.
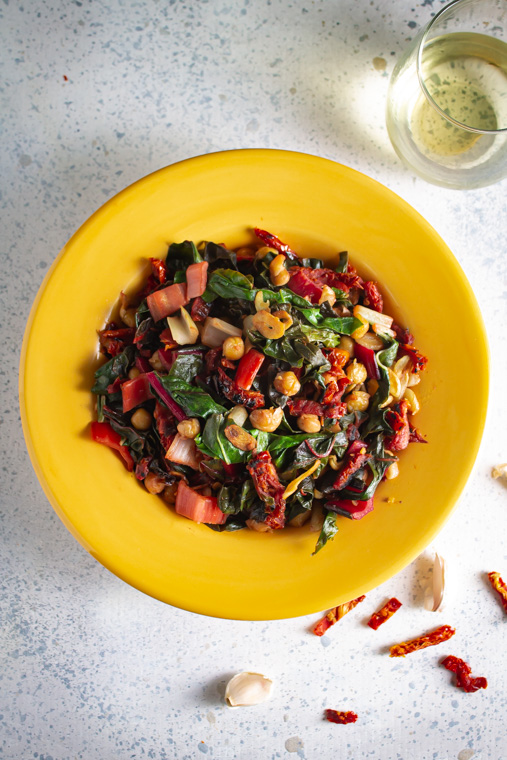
[488,571,507,615]
[312,596,366,636]
[121,373,154,413]
[326,497,374,521]
[441,656,488,693]
[91,421,134,471]
[325,710,358,725]
[385,399,410,452]
[400,343,428,373]
[149,257,167,284]
[368,598,402,630]
[217,367,265,410]
[332,440,372,490]
[390,624,456,657]
[287,268,324,304]
[247,451,286,529]
[253,228,300,261]
[362,281,383,313]
[235,349,265,390]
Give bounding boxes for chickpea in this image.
[346,360,367,385]
[318,285,336,307]
[297,414,321,433]
[149,350,164,372]
[249,406,284,433]
[274,371,301,397]
[339,336,355,356]
[131,408,152,430]
[385,461,399,480]
[345,390,370,413]
[235,246,255,258]
[128,367,141,380]
[269,254,290,287]
[120,299,136,328]
[255,246,277,261]
[366,378,379,396]
[223,336,245,361]
[162,483,178,504]
[177,418,200,439]
[144,472,166,494]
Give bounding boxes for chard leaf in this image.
[313,511,339,555]
[205,268,254,301]
[362,338,399,436]
[300,310,362,335]
[298,324,344,348]
[91,345,135,394]
[161,354,227,419]
[335,251,349,273]
[208,518,246,532]
[166,240,203,271]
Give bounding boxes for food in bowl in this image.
[91,228,427,554]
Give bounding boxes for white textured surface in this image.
[2,1,507,759]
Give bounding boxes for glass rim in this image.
[416,0,507,135]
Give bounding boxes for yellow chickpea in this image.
[131,408,152,430]
[339,336,355,356]
[177,418,201,439]
[346,360,367,385]
[297,414,321,433]
[128,367,141,380]
[162,483,178,504]
[249,407,284,433]
[149,350,164,371]
[223,336,245,361]
[274,371,301,397]
[385,461,399,480]
[345,390,370,413]
[144,472,166,494]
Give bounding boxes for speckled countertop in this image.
[2,1,506,759]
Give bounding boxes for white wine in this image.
[386,27,507,188]
[411,33,507,158]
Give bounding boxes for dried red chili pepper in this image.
[400,344,428,373]
[363,281,383,313]
[325,709,358,725]
[217,367,265,410]
[389,624,455,657]
[385,399,410,452]
[253,227,300,261]
[247,451,286,529]
[368,598,402,630]
[441,656,488,693]
[312,596,366,636]
[332,440,372,490]
[488,571,507,615]
[190,296,211,322]
[149,257,167,284]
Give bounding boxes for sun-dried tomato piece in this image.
[325,709,358,725]
[286,398,324,417]
[332,440,372,490]
[385,399,410,452]
[190,296,211,322]
[217,367,265,410]
[363,281,383,313]
[247,451,286,529]
[441,656,488,693]
[150,257,167,284]
[368,598,402,630]
[154,401,177,450]
[392,324,414,345]
[389,624,455,657]
[312,595,366,636]
[291,266,363,294]
[408,425,427,444]
[400,344,428,373]
[98,327,135,357]
[488,571,507,615]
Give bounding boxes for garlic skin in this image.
[225,672,273,707]
[424,552,446,612]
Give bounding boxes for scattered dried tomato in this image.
[389,624,455,657]
[363,281,383,313]
[441,656,488,693]
[488,571,507,615]
[325,709,358,725]
[217,367,265,410]
[385,399,410,452]
[368,598,402,630]
[313,596,366,636]
[247,451,286,529]
[332,440,372,490]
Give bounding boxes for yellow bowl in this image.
[19,150,488,620]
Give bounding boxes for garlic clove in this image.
[426,552,446,612]
[225,672,273,707]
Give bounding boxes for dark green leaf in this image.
[335,251,349,273]
[166,240,203,271]
[160,353,227,419]
[91,345,135,394]
[313,511,339,555]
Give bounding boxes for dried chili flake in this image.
[488,571,507,615]
[368,598,402,630]
[312,595,366,636]
[325,709,358,725]
[389,624,455,657]
[441,656,488,693]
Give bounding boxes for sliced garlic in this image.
[425,552,446,612]
[225,672,273,707]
